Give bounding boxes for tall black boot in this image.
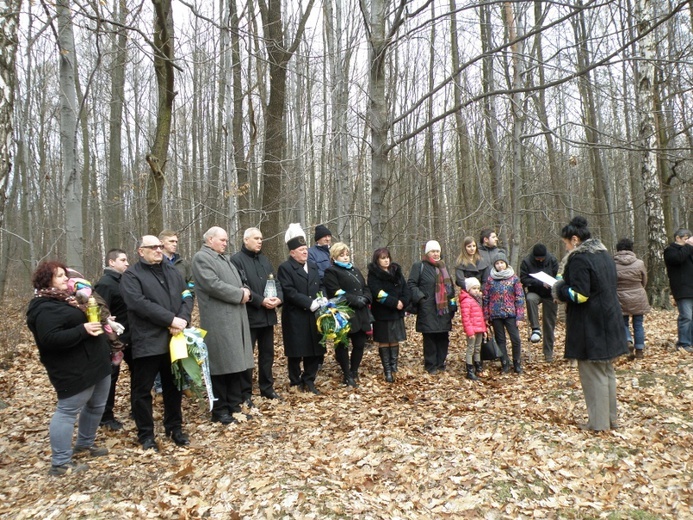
[513,359,523,374]
[335,346,357,387]
[474,361,483,376]
[390,345,399,373]
[501,355,511,374]
[379,347,394,383]
[466,364,478,381]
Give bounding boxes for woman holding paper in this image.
[552,217,629,431]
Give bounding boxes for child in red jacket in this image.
[459,277,487,380]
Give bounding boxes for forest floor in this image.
[0,308,691,519]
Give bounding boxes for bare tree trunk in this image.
[146,0,175,235]
[480,2,503,233]
[0,0,20,233]
[572,2,615,242]
[257,0,315,265]
[58,0,84,272]
[636,0,669,308]
[106,0,128,248]
[531,0,563,231]
[229,0,251,231]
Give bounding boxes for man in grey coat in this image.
[192,226,254,424]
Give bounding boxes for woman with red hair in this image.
[26,261,111,476]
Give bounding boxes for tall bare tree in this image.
[146,0,176,235]
[257,0,316,264]
[57,0,84,272]
[0,0,20,235]
[635,0,668,306]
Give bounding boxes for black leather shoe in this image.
[261,390,282,400]
[100,419,124,431]
[211,413,237,425]
[302,382,321,395]
[243,398,256,409]
[141,437,159,451]
[167,429,190,446]
[343,375,358,388]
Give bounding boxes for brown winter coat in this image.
[613,250,650,316]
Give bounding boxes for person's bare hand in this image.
[84,322,103,336]
[396,300,404,310]
[241,288,251,304]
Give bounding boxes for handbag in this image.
[480,330,503,361]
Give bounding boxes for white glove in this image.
[310,299,321,312]
[107,317,125,335]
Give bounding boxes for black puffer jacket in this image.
[26,297,111,398]
[407,261,456,333]
[367,262,411,322]
[324,264,373,334]
[553,239,628,360]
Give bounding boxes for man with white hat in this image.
[277,224,327,394]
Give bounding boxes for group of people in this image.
[25,216,693,475]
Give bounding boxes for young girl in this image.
[455,236,490,288]
[483,252,526,374]
[459,277,487,380]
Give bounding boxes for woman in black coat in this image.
[367,247,411,382]
[323,242,372,387]
[553,217,629,431]
[407,240,457,374]
[26,261,111,476]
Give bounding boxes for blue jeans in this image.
[50,375,111,466]
[623,315,645,348]
[676,298,693,347]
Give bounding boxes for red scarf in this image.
[423,256,452,315]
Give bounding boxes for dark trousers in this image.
[240,326,276,398]
[287,355,324,386]
[422,332,449,372]
[100,347,132,423]
[526,292,557,358]
[131,353,182,443]
[334,330,367,375]
[211,372,244,416]
[492,317,522,363]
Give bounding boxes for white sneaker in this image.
[530,330,541,343]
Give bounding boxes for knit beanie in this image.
[314,225,332,242]
[494,251,508,265]
[532,243,547,257]
[424,240,441,254]
[465,277,481,292]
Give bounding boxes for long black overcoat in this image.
[407,261,456,333]
[277,257,325,358]
[554,239,628,360]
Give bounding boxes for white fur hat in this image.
[424,240,441,254]
[285,223,307,250]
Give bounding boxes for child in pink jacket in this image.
[459,277,487,380]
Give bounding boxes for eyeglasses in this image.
[141,244,164,250]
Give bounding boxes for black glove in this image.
[357,296,371,309]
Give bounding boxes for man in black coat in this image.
[94,249,131,430]
[121,235,194,450]
[663,228,693,353]
[520,243,559,362]
[231,227,284,401]
[276,224,326,394]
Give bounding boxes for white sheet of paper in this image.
[529,271,558,287]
